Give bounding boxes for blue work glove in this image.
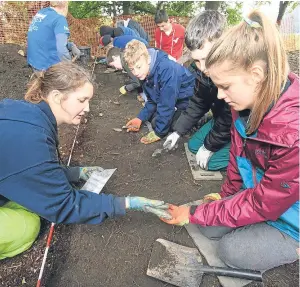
[96,58,107,64]
[79,166,104,181]
[125,196,171,219]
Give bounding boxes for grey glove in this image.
[68,42,81,58]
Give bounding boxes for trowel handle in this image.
[200,266,263,282]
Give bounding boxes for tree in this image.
[68,1,244,22]
[205,1,221,10]
[277,1,289,26]
[277,1,299,26]
[162,1,200,17]
[69,1,106,18]
[130,1,156,15]
[156,1,165,11]
[220,2,243,26]
[122,1,132,15]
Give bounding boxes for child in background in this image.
[154,10,185,61]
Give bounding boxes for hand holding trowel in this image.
[152,131,180,157]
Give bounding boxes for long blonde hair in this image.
[206,10,289,134]
[25,62,92,104]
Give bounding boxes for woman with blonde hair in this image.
[0,62,168,259]
[160,11,299,271]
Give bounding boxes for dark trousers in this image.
[150,110,182,137]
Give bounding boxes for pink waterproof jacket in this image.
[190,73,299,238]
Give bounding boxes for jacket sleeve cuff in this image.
[137,110,147,122]
[113,197,126,216]
[62,166,80,183]
[189,204,206,225]
[189,205,198,215]
[154,129,165,139]
[125,83,136,92]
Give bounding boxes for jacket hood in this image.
[233,73,299,147]
[0,99,57,138]
[147,49,168,78]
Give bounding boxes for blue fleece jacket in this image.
[113,35,149,49]
[137,49,195,137]
[119,26,139,37]
[0,99,126,224]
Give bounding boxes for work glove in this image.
[126,118,142,132]
[119,86,127,95]
[140,131,161,145]
[126,197,171,219]
[96,58,107,64]
[196,145,214,170]
[203,193,221,203]
[160,204,190,226]
[68,42,81,58]
[79,166,104,181]
[163,132,180,150]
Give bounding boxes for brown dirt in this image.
[0,44,298,287]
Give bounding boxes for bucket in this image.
[78,46,91,65]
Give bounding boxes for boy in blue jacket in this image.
[100,25,145,41]
[124,40,195,144]
[99,34,149,49]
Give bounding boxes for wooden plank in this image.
[184,143,223,181]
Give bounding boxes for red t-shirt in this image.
[155,23,185,60]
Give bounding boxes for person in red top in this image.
[158,11,299,272]
[154,10,185,61]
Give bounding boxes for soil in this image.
[0,44,299,287]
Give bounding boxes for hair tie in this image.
[244,17,261,28]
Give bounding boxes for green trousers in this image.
[0,201,40,259]
[188,119,231,171]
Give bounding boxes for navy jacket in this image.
[138,49,195,137]
[119,26,139,37]
[0,99,125,224]
[113,35,149,49]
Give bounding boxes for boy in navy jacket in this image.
[124,40,195,144]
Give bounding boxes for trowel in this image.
[152,142,178,158]
[147,239,263,287]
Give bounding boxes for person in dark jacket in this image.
[106,47,147,102]
[0,62,169,259]
[116,18,151,43]
[99,34,149,49]
[100,25,140,39]
[163,11,232,171]
[161,11,299,272]
[124,40,195,144]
